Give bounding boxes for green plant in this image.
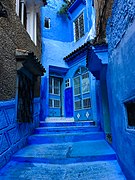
[57,1,70,16]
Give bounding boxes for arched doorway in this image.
[73,66,92,121]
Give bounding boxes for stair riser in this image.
[40,122,96,127]
[12,154,116,164]
[34,128,100,134]
[28,133,105,144]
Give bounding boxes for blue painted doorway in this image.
[73,67,92,121]
[49,76,62,117]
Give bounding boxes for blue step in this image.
[12,140,116,164]
[28,132,105,144]
[39,121,96,127]
[34,126,100,134]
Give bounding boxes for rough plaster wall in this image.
[0,0,41,100]
[107,0,135,179]
[94,0,114,43]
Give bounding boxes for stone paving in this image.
[0,160,126,180]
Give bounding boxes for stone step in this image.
[39,121,96,127]
[45,117,74,122]
[12,140,116,164]
[28,132,105,144]
[0,160,126,180]
[34,126,100,134]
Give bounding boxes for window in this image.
[74,67,90,96]
[65,79,70,88]
[54,100,60,108]
[49,99,60,108]
[18,0,27,28]
[74,76,81,96]
[74,12,84,41]
[49,77,60,95]
[83,98,91,109]
[125,99,135,127]
[75,100,82,110]
[73,67,91,111]
[44,17,50,29]
[82,73,90,94]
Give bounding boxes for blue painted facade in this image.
[106,0,135,179]
[40,0,98,123]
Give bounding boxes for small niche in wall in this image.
[44,17,50,29]
[125,98,135,128]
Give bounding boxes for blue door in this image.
[49,77,62,117]
[73,67,92,121]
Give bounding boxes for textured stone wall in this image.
[107,0,135,53]
[0,98,40,168]
[94,0,114,43]
[106,0,135,179]
[0,0,41,100]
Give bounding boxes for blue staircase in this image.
[0,120,126,179]
[12,121,116,164]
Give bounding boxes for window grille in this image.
[74,12,84,41]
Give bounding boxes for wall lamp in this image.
[0,2,8,18]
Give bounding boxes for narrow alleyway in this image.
[0,121,126,180]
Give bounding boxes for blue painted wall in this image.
[40,0,96,121]
[107,0,135,179]
[0,98,40,168]
[41,0,71,42]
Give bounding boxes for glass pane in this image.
[54,100,60,108]
[75,100,82,110]
[54,79,59,88]
[81,67,87,74]
[74,77,80,87]
[54,88,59,95]
[83,98,91,108]
[74,77,81,95]
[82,73,90,94]
[74,87,81,95]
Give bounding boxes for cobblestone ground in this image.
[0,160,126,180]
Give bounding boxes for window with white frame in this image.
[65,79,70,88]
[44,17,50,29]
[74,76,81,96]
[82,73,90,94]
[49,77,60,95]
[49,99,61,108]
[73,67,91,111]
[16,0,27,28]
[74,12,84,41]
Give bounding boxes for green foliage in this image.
[57,1,69,16]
